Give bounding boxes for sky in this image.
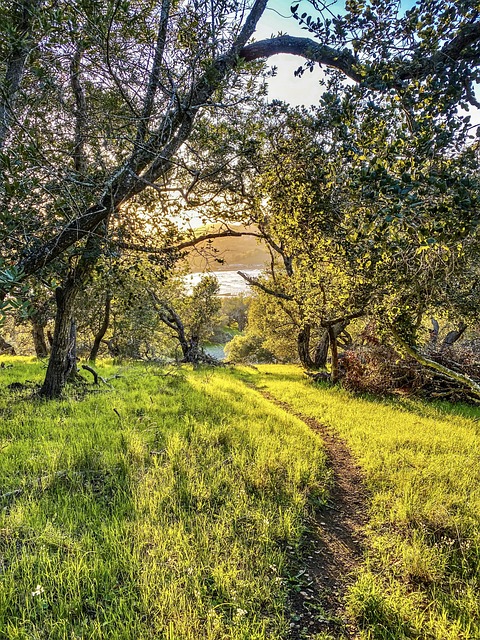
[254,1,327,106]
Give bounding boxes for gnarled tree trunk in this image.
[39,281,79,398]
[328,325,339,384]
[313,330,329,368]
[297,324,315,369]
[179,335,205,364]
[89,292,111,362]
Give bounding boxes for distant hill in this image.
[185,224,269,273]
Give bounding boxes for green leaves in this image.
[0,264,28,327]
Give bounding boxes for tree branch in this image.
[14,1,270,281]
[0,0,40,152]
[237,271,294,300]
[70,44,87,174]
[321,309,364,327]
[118,229,263,255]
[134,0,171,147]
[241,35,363,82]
[391,327,480,398]
[240,20,480,85]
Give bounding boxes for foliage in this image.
[238,96,480,371]
[0,0,269,285]
[75,261,222,361]
[225,332,277,364]
[0,265,29,326]
[219,294,251,332]
[291,0,480,127]
[185,275,221,344]
[229,289,299,364]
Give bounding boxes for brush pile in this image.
[340,322,480,403]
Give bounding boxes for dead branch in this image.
[391,328,480,398]
[81,364,113,388]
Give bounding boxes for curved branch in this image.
[117,229,263,255]
[237,271,294,300]
[240,21,480,84]
[391,327,480,398]
[241,35,363,83]
[321,309,364,327]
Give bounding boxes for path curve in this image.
[252,386,369,638]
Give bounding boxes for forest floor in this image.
[1,358,480,639]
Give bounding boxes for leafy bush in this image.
[224,333,276,363]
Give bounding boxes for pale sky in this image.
[255,1,326,106]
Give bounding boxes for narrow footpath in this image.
[252,386,370,639]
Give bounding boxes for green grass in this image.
[0,358,328,639]
[3,359,480,639]
[233,365,480,640]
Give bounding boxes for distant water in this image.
[203,344,226,360]
[185,269,261,296]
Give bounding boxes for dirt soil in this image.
[253,387,370,639]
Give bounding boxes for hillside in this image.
[184,224,270,272]
[1,358,480,639]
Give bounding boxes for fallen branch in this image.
[81,364,113,388]
[391,328,480,399]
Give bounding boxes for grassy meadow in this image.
[234,365,480,640]
[0,358,328,640]
[1,358,480,639]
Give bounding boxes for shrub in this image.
[224,333,276,363]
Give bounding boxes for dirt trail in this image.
[252,386,369,639]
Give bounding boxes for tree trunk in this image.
[105,338,120,358]
[31,320,48,358]
[39,282,79,398]
[442,321,467,349]
[313,330,329,368]
[297,324,316,369]
[180,335,204,364]
[328,325,339,384]
[89,292,111,362]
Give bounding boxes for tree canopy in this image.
[1,0,479,395]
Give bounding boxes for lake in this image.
[185,269,261,296]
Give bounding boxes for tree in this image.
[220,294,250,332]
[233,98,480,388]
[242,0,480,118]
[0,0,271,396]
[2,0,478,286]
[150,275,221,363]
[1,0,479,396]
